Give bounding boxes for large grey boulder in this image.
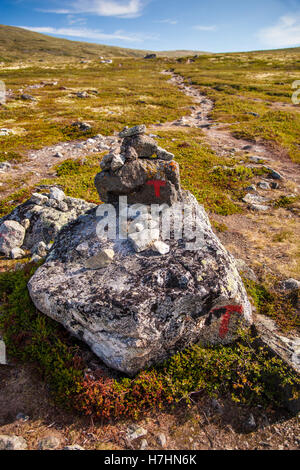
[28,194,252,376]
[0,188,96,254]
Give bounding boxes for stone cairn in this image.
[95,124,182,206]
[94,124,185,254]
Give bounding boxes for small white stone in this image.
[10,247,25,259]
[49,187,65,202]
[30,193,48,205]
[152,241,170,255]
[76,242,89,255]
[126,426,147,442]
[0,220,26,257]
[157,433,167,448]
[0,337,6,365]
[21,218,30,230]
[31,254,42,263]
[129,229,159,253]
[0,435,27,450]
[243,193,268,204]
[140,439,148,450]
[257,181,271,190]
[0,162,12,171]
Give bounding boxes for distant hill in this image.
[158,50,209,58]
[0,25,149,61]
[0,25,210,62]
[0,25,204,62]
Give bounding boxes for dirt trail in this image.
[0,134,120,199]
[156,72,300,281]
[158,72,300,186]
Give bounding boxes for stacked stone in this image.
[95,125,182,206]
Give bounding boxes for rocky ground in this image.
[0,363,299,450]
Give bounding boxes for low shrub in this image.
[243,278,300,333]
[0,266,299,420]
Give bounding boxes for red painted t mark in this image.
[146,180,166,198]
[211,304,243,339]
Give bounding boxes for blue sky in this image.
[1,0,300,52]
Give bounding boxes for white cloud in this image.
[67,15,87,25]
[193,25,217,32]
[19,25,157,42]
[257,14,300,47]
[156,19,178,25]
[39,0,147,18]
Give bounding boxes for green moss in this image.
[0,151,24,164]
[0,187,33,218]
[274,195,299,208]
[243,278,300,333]
[41,156,101,203]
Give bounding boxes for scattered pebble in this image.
[258,181,271,190]
[280,279,300,291]
[152,240,170,255]
[140,439,148,450]
[126,425,147,442]
[38,436,61,450]
[0,162,12,171]
[64,445,85,450]
[157,433,167,448]
[0,435,28,450]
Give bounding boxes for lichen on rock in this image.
[28,127,252,376]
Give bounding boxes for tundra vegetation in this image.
[0,38,299,426]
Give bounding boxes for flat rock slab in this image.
[253,314,300,413]
[28,193,252,376]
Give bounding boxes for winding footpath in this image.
[159,72,300,186]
